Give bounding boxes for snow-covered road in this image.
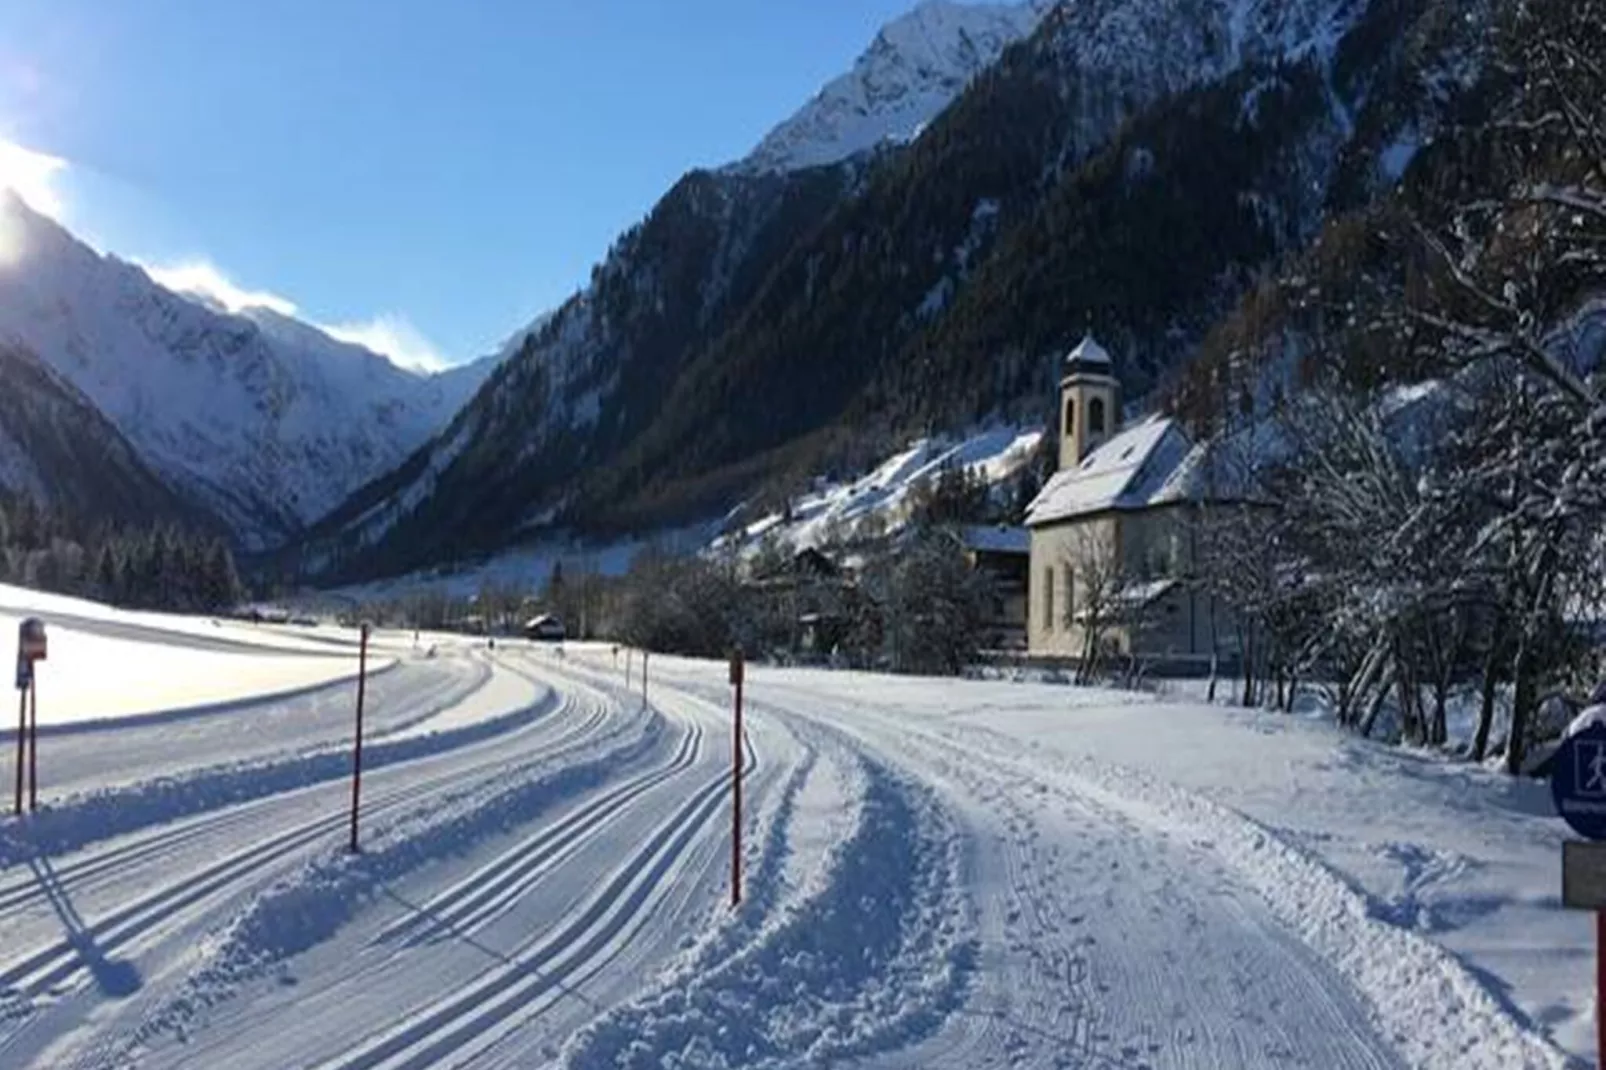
[0,629,1586,1068]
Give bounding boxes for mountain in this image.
[0,338,209,527]
[304,0,1487,582]
[738,0,1055,174]
[0,194,497,547]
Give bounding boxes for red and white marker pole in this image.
[730,646,745,908]
[349,621,372,853]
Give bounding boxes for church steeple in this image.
[1058,334,1119,472]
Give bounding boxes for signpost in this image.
[1552,722,1606,1066]
[13,619,45,816]
[729,646,745,907]
[349,621,372,853]
[642,651,649,706]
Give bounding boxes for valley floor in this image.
[0,603,1587,1068]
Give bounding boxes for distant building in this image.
[523,613,566,641]
[1024,335,1241,667]
[958,524,1030,652]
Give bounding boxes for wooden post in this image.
[1586,906,1599,1060]
[12,685,23,817]
[349,623,371,853]
[730,647,745,908]
[27,677,37,813]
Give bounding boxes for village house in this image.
[1024,336,1242,669]
[958,524,1030,652]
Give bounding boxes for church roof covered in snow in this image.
[1063,334,1113,375]
[1026,415,1264,527]
[1025,415,1196,527]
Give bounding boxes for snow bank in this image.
[0,667,561,868]
[564,716,973,1070]
[0,611,383,730]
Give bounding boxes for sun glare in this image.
[0,137,66,219]
[0,137,66,267]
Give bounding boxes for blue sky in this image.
[0,0,916,368]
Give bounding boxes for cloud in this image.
[0,136,67,220]
[144,260,451,373]
[324,314,449,374]
[143,259,300,318]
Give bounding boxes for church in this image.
[1024,336,1240,668]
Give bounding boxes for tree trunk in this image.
[1472,640,1500,763]
[1241,625,1257,708]
[1506,634,1534,776]
[1342,639,1386,728]
[1360,665,1396,739]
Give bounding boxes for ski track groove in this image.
[312,728,758,1070]
[0,658,619,1009]
[378,718,707,948]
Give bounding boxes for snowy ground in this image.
[0,585,390,728]
[0,605,1590,1069]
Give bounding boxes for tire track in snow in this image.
[934,719,1574,1070]
[729,677,1407,1070]
[561,701,974,1070]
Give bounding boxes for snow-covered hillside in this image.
[0,193,496,546]
[740,0,1055,174]
[723,425,1044,554]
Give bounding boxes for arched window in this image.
[1063,397,1075,440]
[1089,397,1107,435]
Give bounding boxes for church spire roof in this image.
[1063,333,1112,377]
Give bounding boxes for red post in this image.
[27,678,37,813]
[625,649,632,689]
[12,686,22,817]
[733,674,743,906]
[349,623,370,853]
[730,647,745,908]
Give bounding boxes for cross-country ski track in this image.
[0,630,1585,1068]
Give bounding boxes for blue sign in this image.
[1552,724,1606,840]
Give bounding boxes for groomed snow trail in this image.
[0,640,1578,1068]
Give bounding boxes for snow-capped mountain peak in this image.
[0,194,498,545]
[739,0,1056,174]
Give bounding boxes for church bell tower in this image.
[1058,334,1120,472]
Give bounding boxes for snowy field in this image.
[0,599,1591,1069]
[0,585,391,728]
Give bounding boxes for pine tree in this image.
[205,540,243,610]
[94,544,120,603]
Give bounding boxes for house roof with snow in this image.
[1026,415,1231,527]
[959,524,1029,555]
